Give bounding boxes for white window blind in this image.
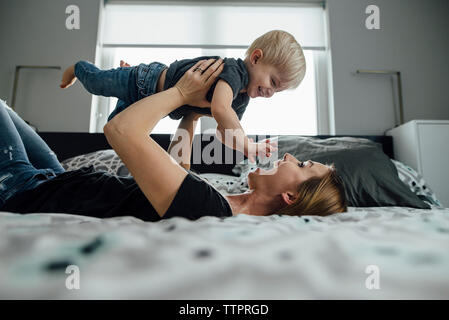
[102,4,325,49]
[97,2,326,134]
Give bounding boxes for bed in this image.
[0,133,448,299]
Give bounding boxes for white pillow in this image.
[391,159,441,207]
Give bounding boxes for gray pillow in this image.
[236,136,429,209]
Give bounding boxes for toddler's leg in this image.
[69,60,137,104]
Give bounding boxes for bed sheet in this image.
[1,204,448,299]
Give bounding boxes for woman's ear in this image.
[250,49,264,65]
[281,192,297,206]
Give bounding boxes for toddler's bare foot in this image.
[60,64,77,88]
[120,60,131,67]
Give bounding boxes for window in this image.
[96,2,327,135]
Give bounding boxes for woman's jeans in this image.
[0,99,65,207]
[74,60,167,121]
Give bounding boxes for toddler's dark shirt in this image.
[164,56,250,120]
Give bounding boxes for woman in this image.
[0,59,347,220]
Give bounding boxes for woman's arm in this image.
[167,112,203,171]
[104,59,224,217]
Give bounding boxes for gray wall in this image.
[326,0,449,135]
[0,0,103,132]
[0,0,447,134]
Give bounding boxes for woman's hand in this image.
[175,58,224,108]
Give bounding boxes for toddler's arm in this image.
[211,80,275,162]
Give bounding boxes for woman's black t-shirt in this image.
[1,166,233,221]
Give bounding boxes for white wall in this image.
[326,0,449,135]
[0,0,103,132]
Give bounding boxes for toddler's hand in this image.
[245,138,277,163]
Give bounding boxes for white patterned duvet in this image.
[1,203,448,299]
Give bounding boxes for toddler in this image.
[61,30,306,162]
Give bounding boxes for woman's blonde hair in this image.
[245,30,306,89]
[276,166,348,217]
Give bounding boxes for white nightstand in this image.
[386,120,449,207]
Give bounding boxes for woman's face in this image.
[247,153,331,195]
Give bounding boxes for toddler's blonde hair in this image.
[245,30,306,89]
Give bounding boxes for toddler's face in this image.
[246,62,286,99]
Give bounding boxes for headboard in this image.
[37,132,394,175]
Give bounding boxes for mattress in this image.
[1,204,448,299]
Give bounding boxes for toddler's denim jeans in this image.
[0,99,65,208]
[74,60,167,121]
